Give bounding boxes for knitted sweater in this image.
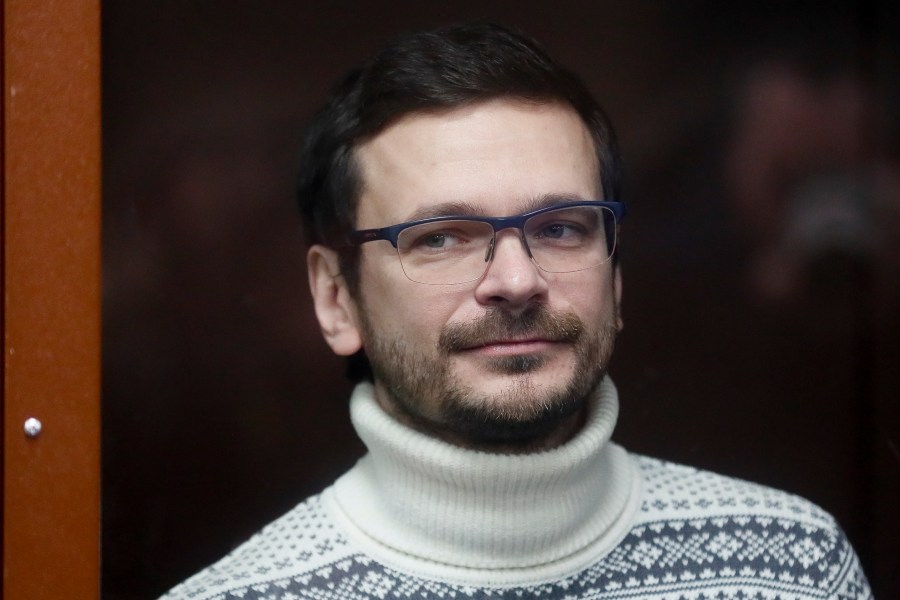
[162,378,871,599]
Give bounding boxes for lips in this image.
[464,338,564,360]
[463,336,561,350]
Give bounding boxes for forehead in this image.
[353,99,601,226]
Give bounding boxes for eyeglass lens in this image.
[395,205,616,285]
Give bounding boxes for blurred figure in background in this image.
[727,60,899,308]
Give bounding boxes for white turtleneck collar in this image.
[325,376,641,585]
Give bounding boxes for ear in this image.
[307,245,363,356]
[613,265,624,331]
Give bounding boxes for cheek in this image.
[358,260,462,344]
[550,272,617,320]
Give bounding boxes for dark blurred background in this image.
[101,2,900,598]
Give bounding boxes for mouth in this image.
[459,337,563,356]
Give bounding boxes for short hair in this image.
[296,22,623,381]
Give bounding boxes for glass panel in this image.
[397,220,493,284]
[527,206,613,272]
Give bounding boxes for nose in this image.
[473,229,549,308]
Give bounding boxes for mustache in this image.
[439,305,584,352]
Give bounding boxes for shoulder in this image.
[158,492,353,600]
[632,453,837,526]
[623,453,871,598]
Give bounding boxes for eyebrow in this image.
[520,193,594,213]
[404,201,483,222]
[403,193,594,222]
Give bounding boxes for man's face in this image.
[316,99,622,450]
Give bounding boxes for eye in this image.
[420,232,456,249]
[399,219,493,251]
[534,221,587,242]
[402,227,472,253]
[538,223,579,239]
[408,230,464,251]
[527,207,601,247]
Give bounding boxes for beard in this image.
[358,302,618,448]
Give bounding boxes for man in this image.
[164,23,870,599]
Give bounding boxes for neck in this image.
[329,376,641,579]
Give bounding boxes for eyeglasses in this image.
[346,200,626,285]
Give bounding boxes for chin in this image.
[446,363,579,421]
[440,377,587,446]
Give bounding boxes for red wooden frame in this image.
[3,1,101,598]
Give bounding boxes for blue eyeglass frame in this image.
[345,200,628,249]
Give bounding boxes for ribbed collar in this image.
[331,377,638,573]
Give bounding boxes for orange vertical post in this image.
[2,1,101,599]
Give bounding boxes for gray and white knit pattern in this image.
[162,380,870,599]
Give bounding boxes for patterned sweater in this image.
[162,379,871,599]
